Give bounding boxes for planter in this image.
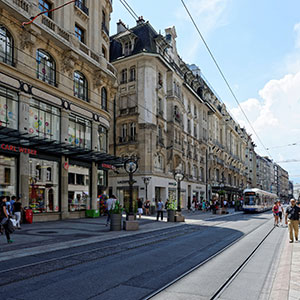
[167,210,176,222]
[110,214,122,231]
[86,209,100,218]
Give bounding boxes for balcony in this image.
[12,0,29,13]
[41,15,71,42]
[75,0,89,15]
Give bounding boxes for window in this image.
[45,167,52,181]
[121,124,127,139]
[97,125,107,152]
[68,114,91,149]
[76,174,85,185]
[4,168,11,184]
[36,165,42,181]
[102,46,107,59]
[101,87,107,111]
[129,123,136,141]
[74,71,88,101]
[0,26,14,66]
[101,10,109,35]
[36,49,56,86]
[124,41,132,56]
[75,0,89,15]
[121,69,127,84]
[38,0,52,18]
[68,173,75,184]
[28,98,60,141]
[75,24,85,43]
[129,67,136,81]
[0,85,18,129]
[158,72,162,86]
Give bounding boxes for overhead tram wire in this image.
[0,11,168,139]
[180,0,273,159]
[119,0,139,21]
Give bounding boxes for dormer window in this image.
[124,41,132,56]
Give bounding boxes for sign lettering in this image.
[0,143,37,155]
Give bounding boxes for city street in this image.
[0,211,290,300]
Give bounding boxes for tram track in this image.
[0,213,272,296]
[144,217,274,300]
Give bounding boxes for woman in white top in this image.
[278,201,284,225]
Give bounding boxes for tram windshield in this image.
[244,192,256,205]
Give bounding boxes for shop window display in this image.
[29,158,59,213]
[0,155,17,197]
[68,114,91,149]
[68,165,90,211]
[0,85,18,129]
[28,98,60,141]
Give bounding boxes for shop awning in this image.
[0,126,124,167]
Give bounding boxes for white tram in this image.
[243,188,278,212]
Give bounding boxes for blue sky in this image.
[110,0,300,184]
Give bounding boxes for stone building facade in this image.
[0,0,121,221]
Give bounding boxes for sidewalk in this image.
[0,208,240,260]
[269,229,300,300]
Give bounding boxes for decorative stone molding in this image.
[61,50,78,77]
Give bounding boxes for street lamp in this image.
[124,158,138,215]
[174,170,184,212]
[142,177,151,203]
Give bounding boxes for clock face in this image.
[125,159,138,173]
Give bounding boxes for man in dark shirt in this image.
[285,199,300,243]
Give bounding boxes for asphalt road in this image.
[0,212,277,300]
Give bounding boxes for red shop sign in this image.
[0,143,37,155]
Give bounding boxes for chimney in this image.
[136,16,145,26]
[117,19,127,34]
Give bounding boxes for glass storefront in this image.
[0,85,18,129]
[0,155,17,197]
[68,164,90,211]
[29,157,59,213]
[28,98,60,141]
[68,115,91,149]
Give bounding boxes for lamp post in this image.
[142,177,151,202]
[124,158,138,215]
[174,170,184,212]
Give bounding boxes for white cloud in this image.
[294,22,300,48]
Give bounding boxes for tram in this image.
[243,188,278,212]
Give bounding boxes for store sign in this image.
[101,163,116,171]
[1,144,37,155]
[169,182,177,186]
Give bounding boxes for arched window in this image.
[0,26,14,66]
[74,71,88,101]
[101,87,107,111]
[46,167,52,181]
[36,49,56,85]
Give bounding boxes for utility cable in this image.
[22,0,76,27]
[119,0,139,21]
[180,0,272,159]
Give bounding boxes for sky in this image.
[110,0,300,184]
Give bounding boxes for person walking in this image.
[272,201,279,227]
[0,196,13,243]
[144,200,150,216]
[278,201,284,226]
[156,199,164,221]
[285,199,300,243]
[137,198,143,219]
[106,195,116,226]
[13,197,22,229]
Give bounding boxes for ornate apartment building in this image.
[0,0,121,221]
[109,19,249,207]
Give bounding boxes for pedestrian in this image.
[272,201,279,227]
[13,197,22,229]
[285,198,300,243]
[156,199,164,221]
[278,201,284,226]
[137,198,143,219]
[0,196,13,243]
[144,200,150,216]
[165,199,169,210]
[106,195,117,226]
[202,200,206,211]
[5,196,12,216]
